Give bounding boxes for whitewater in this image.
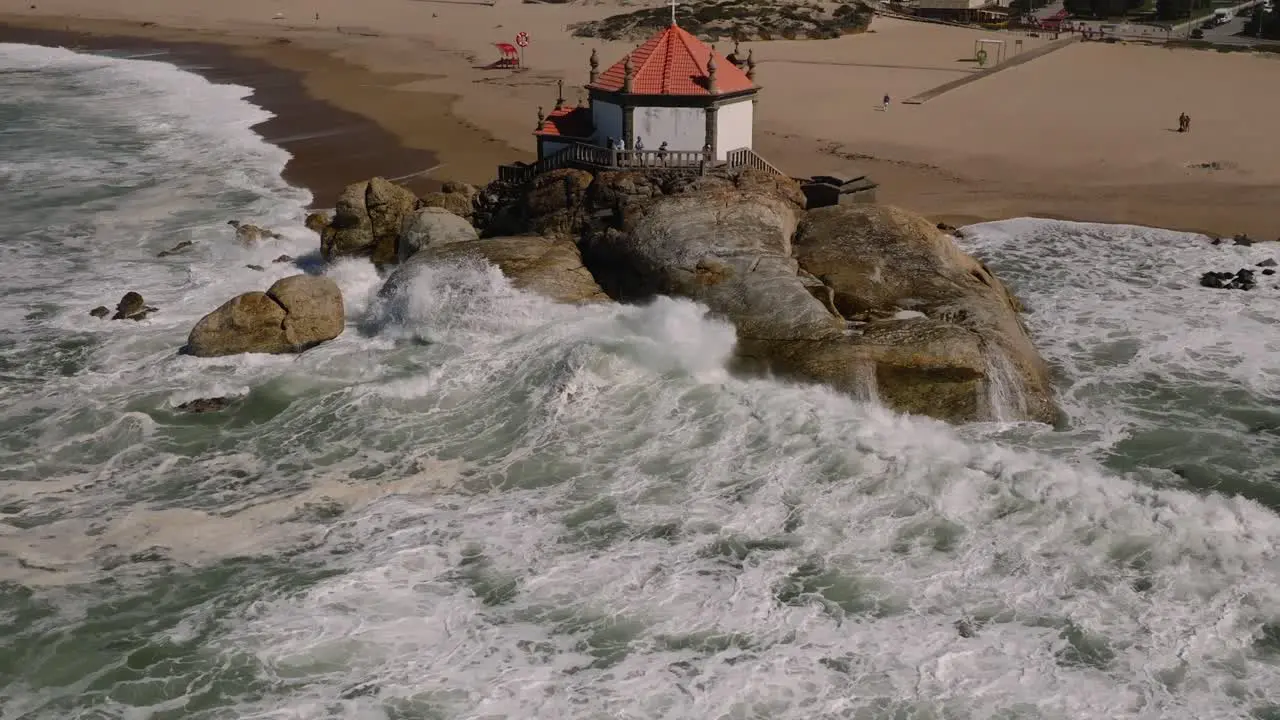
[1,42,1279,720]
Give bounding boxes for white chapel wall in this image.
[633,106,704,152]
[591,101,624,145]
[715,100,753,160]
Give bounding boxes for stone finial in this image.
[746,48,756,82]
[589,48,599,84]
[622,53,633,93]
[555,79,565,109]
[536,105,545,130]
[706,52,718,94]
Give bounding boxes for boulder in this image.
[386,236,609,304]
[418,180,479,221]
[176,397,234,413]
[186,274,344,357]
[1257,258,1277,268]
[228,220,283,246]
[1200,268,1255,290]
[398,207,479,262]
[157,240,194,257]
[522,168,594,237]
[320,177,417,264]
[584,183,843,341]
[89,306,109,319]
[304,212,330,236]
[790,204,1056,423]
[112,291,157,321]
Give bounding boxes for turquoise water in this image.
[1,41,1279,720]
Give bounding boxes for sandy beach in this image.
[3,0,1279,237]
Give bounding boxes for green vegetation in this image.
[1154,0,1213,21]
[569,0,874,42]
[1245,5,1280,38]
[1063,0,1145,18]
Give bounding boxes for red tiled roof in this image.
[535,106,594,138]
[589,24,755,96]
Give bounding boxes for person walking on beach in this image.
[882,93,891,111]
[1177,112,1188,133]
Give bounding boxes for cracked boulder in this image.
[320,177,418,265]
[185,274,344,357]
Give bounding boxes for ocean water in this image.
[2,42,1280,720]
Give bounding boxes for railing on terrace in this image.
[497,143,783,186]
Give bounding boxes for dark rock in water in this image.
[1258,258,1277,268]
[936,222,957,233]
[1263,268,1276,276]
[272,254,294,264]
[89,306,109,318]
[1201,269,1255,290]
[157,240,194,257]
[1233,233,1253,247]
[246,264,265,271]
[111,291,156,320]
[338,680,380,700]
[955,618,977,638]
[175,397,234,413]
[1210,237,1223,245]
[228,220,284,246]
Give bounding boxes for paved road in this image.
[1191,9,1280,45]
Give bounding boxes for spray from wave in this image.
[1,42,1279,720]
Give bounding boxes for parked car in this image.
[1190,27,1205,37]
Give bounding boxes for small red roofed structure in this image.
[533,22,759,163]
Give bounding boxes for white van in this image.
[1213,8,1235,24]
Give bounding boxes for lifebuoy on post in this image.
[515,31,530,47]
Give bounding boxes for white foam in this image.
[187,254,1279,720]
[4,43,1280,719]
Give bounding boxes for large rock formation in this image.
[578,174,1056,423]
[388,235,608,305]
[786,204,1056,422]
[316,167,1056,423]
[320,177,417,265]
[186,275,345,357]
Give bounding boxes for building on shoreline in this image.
[501,22,785,183]
[499,21,876,206]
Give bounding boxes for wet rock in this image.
[955,618,977,638]
[157,240,194,257]
[1233,233,1253,247]
[1263,268,1276,276]
[89,306,110,318]
[272,254,294,264]
[228,220,284,246]
[387,235,609,304]
[397,206,479,262]
[417,180,480,222]
[320,177,417,264]
[111,291,157,321]
[186,274,344,357]
[175,396,234,413]
[245,264,265,271]
[1258,258,1277,268]
[304,212,330,236]
[1200,268,1255,290]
